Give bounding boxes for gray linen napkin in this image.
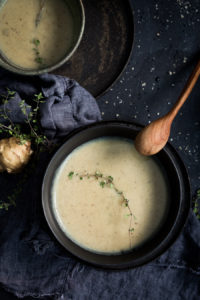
[0,71,102,298]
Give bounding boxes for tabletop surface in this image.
[1,0,200,298]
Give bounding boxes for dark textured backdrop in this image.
[1,0,200,298]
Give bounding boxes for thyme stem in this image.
[68,171,136,248]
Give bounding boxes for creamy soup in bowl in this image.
[42,122,190,268]
[0,0,84,74]
[52,137,169,254]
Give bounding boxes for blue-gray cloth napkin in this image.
[0,70,199,300]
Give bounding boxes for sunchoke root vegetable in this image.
[0,137,33,173]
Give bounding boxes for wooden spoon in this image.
[135,59,200,156]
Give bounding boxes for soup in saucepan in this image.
[52,137,169,254]
[0,0,74,69]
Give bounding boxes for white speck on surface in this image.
[179,146,182,150]
[181,14,184,18]
[116,114,120,118]
[105,101,109,104]
[101,112,104,115]
[128,94,132,97]
[178,132,182,135]
[156,32,160,36]
[171,83,175,87]
[156,112,160,116]
[113,102,116,106]
[141,82,146,87]
[133,115,137,119]
[119,99,123,104]
[168,102,171,105]
[170,138,173,142]
[148,113,151,117]
[168,71,173,75]
[137,45,141,48]
[131,67,135,71]
[183,57,188,63]
[148,120,151,124]
[150,66,155,72]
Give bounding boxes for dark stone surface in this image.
[51,0,134,98]
[99,0,200,196]
[1,0,200,298]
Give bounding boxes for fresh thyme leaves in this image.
[32,38,44,66]
[193,189,200,220]
[0,89,50,211]
[68,170,136,248]
[68,171,74,179]
[33,38,40,47]
[0,90,48,150]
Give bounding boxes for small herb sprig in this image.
[0,88,48,150]
[68,171,136,248]
[0,88,50,210]
[193,189,200,220]
[32,38,44,65]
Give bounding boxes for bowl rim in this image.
[42,120,191,269]
[0,0,85,75]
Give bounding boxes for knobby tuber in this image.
[0,137,33,173]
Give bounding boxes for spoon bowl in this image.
[135,59,200,156]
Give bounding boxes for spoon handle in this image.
[168,59,200,121]
[35,0,46,27]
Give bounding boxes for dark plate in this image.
[51,0,134,97]
[42,121,191,269]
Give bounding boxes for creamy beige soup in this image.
[53,138,169,254]
[0,0,74,69]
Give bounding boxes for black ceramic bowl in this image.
[42,121,191,269]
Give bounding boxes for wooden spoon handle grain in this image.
[168,59,200,120]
